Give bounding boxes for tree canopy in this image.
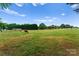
[67,3,79,13]
[0,3,11,9]
[39,23,47,29]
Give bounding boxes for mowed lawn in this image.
[0,29,79,56]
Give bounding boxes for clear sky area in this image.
[0,3,79,26]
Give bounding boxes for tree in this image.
[31,24,38,30]
[48,25,56,29]
[0,3,11,9]
[48,26,53,29]
[0,18,3,28]
[21,24,30,30]
[65,24,71,28]
[39,23,47,29]
[0,3,11,31]
[67,3,79,13]
[21,24,38,30]
[0,18,5,31]
[60,24,66,28]
[60,24,74,28]
[7,23,17,30]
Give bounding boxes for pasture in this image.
[0,29,79,56]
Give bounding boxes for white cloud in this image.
[36,19,53,22]
[48,19,53,22]
[15,3,24,7]
[37,19,47,22]
[52,17,57,20]
[34,16,59,23]
[1,8,26,17]
[61,13,66,16]
[71,4,79,8]
[40,3,46,5]
[32,3,37,6]
[32,3,46,6]
[15,3,46,7]
[44,16,58,20]
[33,16,60,26]
[19,14,26,17]
[44,16,51,19]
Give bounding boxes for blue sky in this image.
[0,3,79,26]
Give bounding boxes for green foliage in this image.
[48,25,59,29]
[21,24,38,30]
[39,23,47,29]
[0,3,11,9]
[0,22,77,30]
[67,3,79,13]
[48,24,74,29]
[60,24,66,28]
[60,24,73,28]
[6,23,38,30]
[30,24,38,30]
[0,3,11,30]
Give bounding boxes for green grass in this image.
[0,29,79,56]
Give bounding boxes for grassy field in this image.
[0,29,79,56]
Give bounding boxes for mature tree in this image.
[21,24,30,30]
[18,24,38,30]
[31,24,38,30]
[0,18,5,31]
[0,3,11,31]
[48,25,57,29]
[48,26,53,29]
[39,23,47,29]
[60,24,66,28]
[7,23,17,30]
[0,19,3,29]
[65,24,71,28]
[60,24,74,28]
[67,3,79,13]
[0,3,11,9]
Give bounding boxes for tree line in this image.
[0,22,78,31]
